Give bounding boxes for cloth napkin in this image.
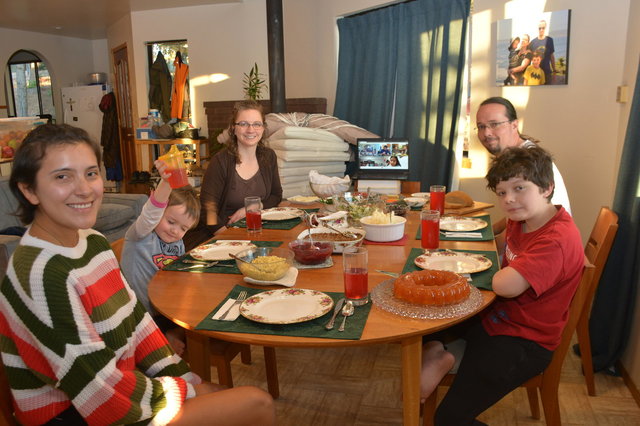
[401,247,499,291]
[211,298,242,321]
[163,240,282,273]
[196,285,372,340]
[415,214,495,241]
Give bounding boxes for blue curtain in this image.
[589,62,640,373]
[334,0,470,189]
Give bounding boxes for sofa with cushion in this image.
[0,176,147,277]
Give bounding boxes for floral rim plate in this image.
[261,207,304,221]
[404,197,427,207]
[414,251,492,274]
[440,217,488,232]
[287,195,320,205]
[190,240,256,261]
[239,288,334,324]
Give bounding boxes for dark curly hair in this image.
[9,124,101,224]
[486,146,555,201]
[226,100,268,164]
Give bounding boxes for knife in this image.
[325,298,345,330]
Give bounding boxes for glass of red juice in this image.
[343,247,368,306]
[244,196,263,234]
[421,209,440,250]
[430,185,446,215]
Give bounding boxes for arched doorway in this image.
[4,50,55,119]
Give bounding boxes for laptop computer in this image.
[354,138,410,180]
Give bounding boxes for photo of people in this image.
[358,142,409,169]
[496,10,571,86]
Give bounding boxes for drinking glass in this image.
[430,185,446,216]
[421,209,440,250]
[244,196,263,234]
[343,247,368,306]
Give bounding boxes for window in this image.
[4,50,55,119]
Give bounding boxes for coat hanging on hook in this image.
[171,53,189,120]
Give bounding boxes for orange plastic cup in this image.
[158,145,189,189]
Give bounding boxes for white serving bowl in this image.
[296,226,366,253]
[404,197,427,208]
[359,215,407,242]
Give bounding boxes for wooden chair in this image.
[576,206,618,396]
[110,237,125,262]
[423,262,596,426]
[401,181,421,194]
[0,361,17,426]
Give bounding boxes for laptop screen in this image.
[355,138,409,179]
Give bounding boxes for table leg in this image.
[185,330,211,382]
[401,336,422,426]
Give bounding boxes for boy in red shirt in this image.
[421,146,584,425]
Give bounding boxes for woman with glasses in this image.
[184,100,282,249]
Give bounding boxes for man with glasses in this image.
[476,97,571,240]
[529,20,556,85]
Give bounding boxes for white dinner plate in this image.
[190,240,256,261]
[287,195,320,205]
[261,207,304,221]
[411,192,430,199]
[440,217,488,232]
[404,197,427,207]
[239,288,334,324]
[414,251,492,274]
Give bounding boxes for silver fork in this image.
[219,291,248,320]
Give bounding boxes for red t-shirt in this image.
[481,207,584,350]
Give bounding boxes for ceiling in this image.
[0,0,239,39]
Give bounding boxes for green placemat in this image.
[164,240,282,274]
[415,214,495,241]
[401,248,498,291]
[229,208,319,230]
[196,285,372,340]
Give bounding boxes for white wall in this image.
[0,28,100,121]
[128,1,269,131]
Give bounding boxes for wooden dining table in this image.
[148,204,497,426]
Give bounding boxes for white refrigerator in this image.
[61,85,116,188]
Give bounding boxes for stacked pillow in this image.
[267,127,350,198]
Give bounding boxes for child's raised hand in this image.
[154,159,172,182]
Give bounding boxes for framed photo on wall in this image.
[496,9,571,86]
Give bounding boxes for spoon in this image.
[338,301,354,332]
[228,253,268,273]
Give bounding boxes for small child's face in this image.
[495,176,553,222]
[532,56,542,68]
[155,204,196,244]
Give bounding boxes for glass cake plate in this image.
[370,279,483,320]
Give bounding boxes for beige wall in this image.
[0,28,108,121]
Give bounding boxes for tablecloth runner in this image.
[415,214,495,241]
[401,248,499,291]
[229,208,319,230]
[195,285,372,340]
[164,240,282,274]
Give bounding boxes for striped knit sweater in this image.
[0,229,200,425]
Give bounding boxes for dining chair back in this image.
[422,261,596,426]
[0,361,17,426]
[110,237,125,263]
[576,206,618,396]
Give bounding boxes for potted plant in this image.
[243,63,267,100]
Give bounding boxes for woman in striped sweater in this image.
[0,124,275,425]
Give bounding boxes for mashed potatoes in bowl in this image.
[235,247,294,281]
[360,211,407,242]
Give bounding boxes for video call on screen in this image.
[358,142,409,170]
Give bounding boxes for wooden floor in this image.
[223,338,640,425]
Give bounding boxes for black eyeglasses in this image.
[475,120,512,131]
[235,121,264,129]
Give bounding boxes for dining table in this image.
[148,202,497,426]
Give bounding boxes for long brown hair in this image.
[226,100,268,164]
